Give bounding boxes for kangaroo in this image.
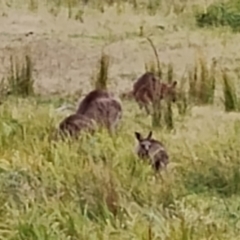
[119,72,158,103]
[133,72,157,95]
[58,113,96,139]
[132,72,177,115]
[134,131,169,171]
[76,89,114,114]
[58,89,122,138]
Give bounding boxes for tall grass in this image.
[23,0,211,17]
[2,54,35,97]
[188,55,216,105]
[0,96,240,239]
[145,37,163,128]
[176,74,189,116]
[222,69,240,112]
[164,62,174,130]
[93,52,110,90]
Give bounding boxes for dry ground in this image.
[1,3,240,98]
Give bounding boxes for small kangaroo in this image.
[132,72,177,115]
[134,131,169,171]
[58,89,122,138]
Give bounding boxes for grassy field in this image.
[1,0,240,239]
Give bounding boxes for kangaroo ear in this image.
[172,81,177,88]
[135,132,142,141]
[147,131,153,139]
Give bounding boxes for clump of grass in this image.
[188,55,216,105]
[73,166,121,224]
[144,61,157,75]
[28,0,38,12]
[67,0,81,19]
[198,56,216,104]
[48,6,61,17]
[176,75,190,116]
[151,78,162,128]
[145,37,163,128]
[222,69,240,112]
[208,58,217,104]
[139,25,144,37]
[93,52,110,90]
[163,62,174,130]
[188,60,198,103]
[74,9,84,22]
[67,0,73,19]
[195,0,240,32]
[147,0,160,16]
[3,54,34,97]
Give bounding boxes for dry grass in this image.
[0,1,240,96]
[0,0,240,239]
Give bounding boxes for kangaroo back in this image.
[59,114,95,138]
[83,97,122,131]
[133,72,157,95]
[148,140,169,170]
[76,89,113,115]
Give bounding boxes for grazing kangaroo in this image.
[58,113,96,139]
[134,131,169,171]
[76,89,114,114]
[132,72,177,115]
[119,72,157,102]
[58,89,122,138]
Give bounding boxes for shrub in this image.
[195,0,240,32]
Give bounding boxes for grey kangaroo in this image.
[132,72,177,115]
[134,131,169,171]
[58,89,122,138]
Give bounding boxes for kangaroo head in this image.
[161,81,177,102]
[134,131,153,158]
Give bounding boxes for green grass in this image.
[196,0,240,32]
[0,97,239,239]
